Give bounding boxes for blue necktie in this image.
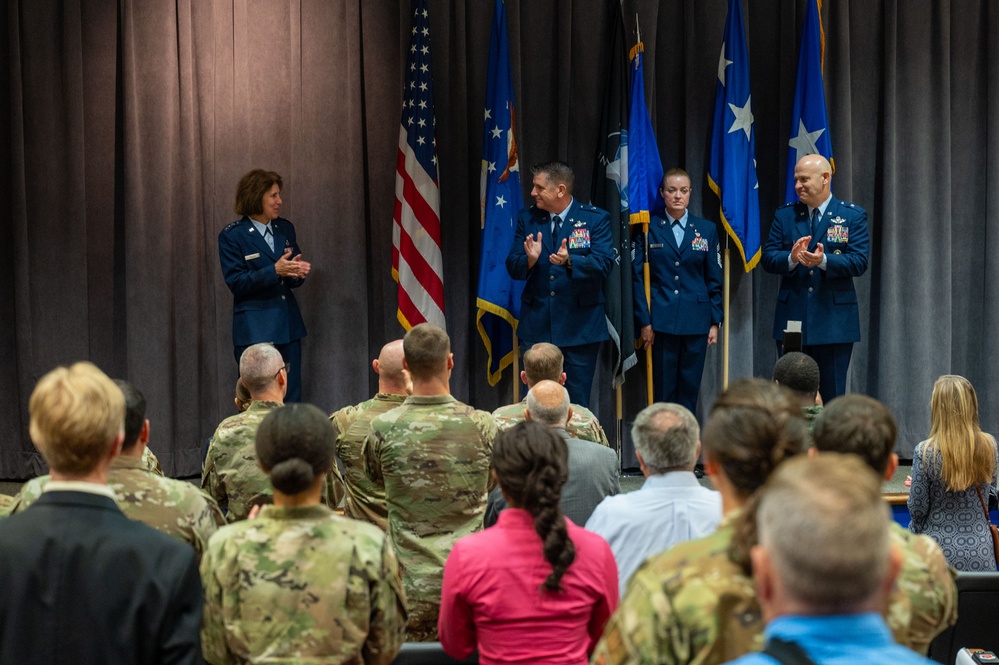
[551,215,561,236]
[263,225,275,252]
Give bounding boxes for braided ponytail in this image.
[492,421,576,592]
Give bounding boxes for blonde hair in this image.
[29,362,124,475]
[923,375,995,490]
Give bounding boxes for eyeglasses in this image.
[274,363,290,380]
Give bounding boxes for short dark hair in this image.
[234,169,283,216]
[531,161,575,195]
[773,352,820,399]
[113,380,147,452]
[403,323,450,379]
[255,403,334,495]
[812,394,898,475]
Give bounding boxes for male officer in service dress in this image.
[633,168,723,413]
[762,154,869,400]
[219,169,311,402]
[506,161,614,409]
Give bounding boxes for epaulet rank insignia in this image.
[222,221,240,233]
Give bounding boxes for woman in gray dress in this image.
[908,375,998,571]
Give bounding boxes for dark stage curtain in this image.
[2,0,998,477]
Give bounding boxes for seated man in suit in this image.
[8,380,225,559]
[486,380,618,527]
[724,454,936,665]
[493,342,610,446]
[0,362,202,664]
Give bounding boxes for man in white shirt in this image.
[586,402,722,594]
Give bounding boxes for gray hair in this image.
[631,403,699,472]
[526,382,570,427]
[239,343,285,395]
[757,453,891,613]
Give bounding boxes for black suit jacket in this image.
[0,491,203,665]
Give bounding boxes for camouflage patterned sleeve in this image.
[472,411,499,491]
[0,493,13,517]
[590,570,669,665]
[893,530,958,654]
[7,477,49,514]
[363,532,409,665]
[185,495,227,561]
[592,420,611,448]
[141,446,165,476]
[362,424,385,484]
[200,537,237,665]
[201,439,228,517]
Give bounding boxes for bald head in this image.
[793,154,832,208]
[374,340,408,394]
[526,380,571,428]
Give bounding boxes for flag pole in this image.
[643,223,654,404]
[723,236,730,390]
[512,337,520,403]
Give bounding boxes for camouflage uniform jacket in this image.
[591,510,958,665]
[202,400,281,523]
[0,493,12,517]
[803,405,823,437]
[493,398,610,447]
[363,394,497,642]
[201,504,407,665]
[8,455,225,558]
[330,392,406,530]
[141,446,165,475]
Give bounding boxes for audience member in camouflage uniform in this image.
[726,454,939,665]
[202,343,288,522]
[8,380,225,557]
[141,445,165,475]
[492,342,609,446]
[773,351,823,436]
[810,395,957,652]
[202,403,407,665]
[330,339,409,530]
[363,323,497,642]
[593,383,956,665]
[592,379,806,665]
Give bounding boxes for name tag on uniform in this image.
[568,228,591,249]
[244,252,261,261]
[826,226,850,244]
[691,234,709,252]
[649,243,664,249]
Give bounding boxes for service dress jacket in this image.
[218,216,307,347]
[761,197,869,346]
[633,213,723,335]
[505,200,614,347]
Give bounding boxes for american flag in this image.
[392,0,445,330]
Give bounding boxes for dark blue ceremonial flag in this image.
[475,0,523,386]
[707,0,761,271]
[592,3,635,386]
[784,0,834,203]
[627,41,663,227]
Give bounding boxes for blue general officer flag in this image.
[707,0,761,271]
[627,41,662,226]
[475,0,523,387]
[784,0,833,203]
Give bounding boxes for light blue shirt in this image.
[249,218,274,252]
[584,470,722,595]
[724,613,935,665]
[667,210,689,248]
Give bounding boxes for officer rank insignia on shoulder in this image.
[222,221,240,233]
